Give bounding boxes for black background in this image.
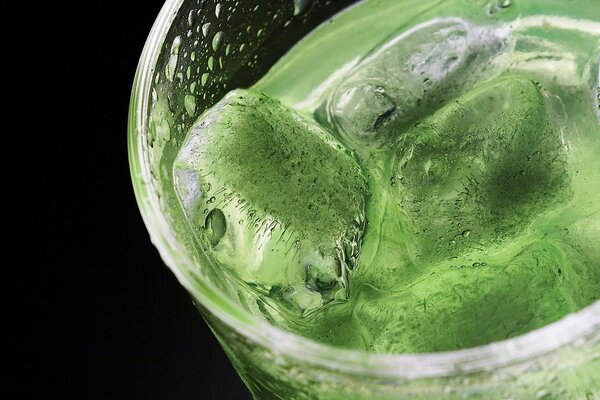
[22,0,249,398]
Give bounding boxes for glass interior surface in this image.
[129,0,600,398]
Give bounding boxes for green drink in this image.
[175,0,600,353]
[131,0,600,397]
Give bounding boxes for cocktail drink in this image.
[130,0,600,398]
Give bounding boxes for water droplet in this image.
[202,22,211,37]
[293,0,313,16]
[215,3,222,18]
[225,44,232,56]
[204,208,226,247]
[208,56,215,71]
[187,10,197,26]
[184,94,196,117]
[165,36,182,81]
[200,72,210,86]
[498,0,511,8]
[462,229,471,238]
[191,51,196,61]
[212,31,226,52]
[207,196,216,204]
[167,91,177,112]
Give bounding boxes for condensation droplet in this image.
[208,56,215,71]
[167,91,177,112]
[202,22,211,37]
[201,72,210,86]
[225,44,232,56]
[212,31,226,52]
[293,0,313,16]
[184,94,196,117]
[498,0,511,8]
[165,36,182,81]
[187,10,197,26]
[191,51,196,61]
[215,3,222,18]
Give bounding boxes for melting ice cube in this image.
[393,77,570,261]
[328,18,508,150]
[174,89,368,313]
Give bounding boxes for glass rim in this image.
[128,0,600,379]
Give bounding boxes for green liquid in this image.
[175,0,600,353]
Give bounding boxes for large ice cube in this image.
[174,89,367,313]
[328,18,507,150]
[393,77,571,262]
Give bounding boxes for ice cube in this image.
[393,77,570,262]
[328,18,507,150]
[174,89,367,313]
[350,244,573,353]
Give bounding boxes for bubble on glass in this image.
[204,208,227,247]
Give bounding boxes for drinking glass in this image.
[128,0,600,398]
